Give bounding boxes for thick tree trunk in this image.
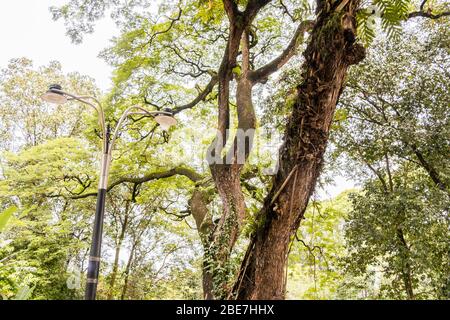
[198,0,311,299]
[204,26,257,299]
[233,1,365,299]
[207,73,255,296]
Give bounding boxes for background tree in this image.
[331,22,449,300]
[344,167,449,299]
[0,58,98,151]
[287,192,350,299]
[333,24,449,195]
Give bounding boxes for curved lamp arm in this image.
[50,89,108,152]
[108,106,173,154]
[43,86,175,157]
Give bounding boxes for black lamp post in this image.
[42,85,177,300]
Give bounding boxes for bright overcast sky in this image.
[0,0,116,91]
[0,0,355,198]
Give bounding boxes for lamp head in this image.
[42,84,67,104]
[154,108,177,131]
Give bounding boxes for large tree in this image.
[48,0,449,299]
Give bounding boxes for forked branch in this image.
[249,20,314,83]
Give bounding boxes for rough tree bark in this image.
[232,0,366,299]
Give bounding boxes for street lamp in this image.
[42,84,177,300]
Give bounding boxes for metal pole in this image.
[85,125,111,300]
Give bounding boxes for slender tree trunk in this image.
[107,207,129,300]
[189,188,215,299]
[409,144,449,195]
[233,1,365,299]
[120,243,136,300]
[396,228,415,299]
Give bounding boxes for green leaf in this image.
[0,206,17,232]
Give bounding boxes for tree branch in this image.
[70,166,202,199]
[249,20,314,83]
[408,11,450,19]
[420,0,428,11]
[243,0,273,24]
[172,75,218,114]
[223,0,240,22]
[279,0,296,22]
[147,8,182,47]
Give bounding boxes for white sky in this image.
[0,0,116,91]
[0,0,355,199]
